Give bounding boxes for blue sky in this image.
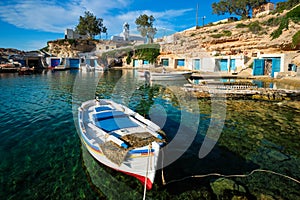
[0,0,282,51]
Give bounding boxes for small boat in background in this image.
[81,57,107,72]
[139,70,192,81]
[78,99,166,190]
[18,66,35,75]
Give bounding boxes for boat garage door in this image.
[253,59,265,75]
[218,59,228,71]
[271,58,281,77]
[193,59,200,70]
[230,59,236,71]
[162,59,169,67]
[177,59,185,67]
[133,59,139,67]
[51,58,60,67]
[69,58,80,69]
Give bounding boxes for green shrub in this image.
[134,44,160,64]
[126,52,132,65]
[210,33,223,38]
[249,62,254,69]
[58,39,66,45]
[271,5,300,39]
[286,5,300,23]
[236,23,247,28]
[223,30,232,36]
[210,30,232,38]
[67,39,76,45]
[248,21,263,34]
[263,17,282,27]
[292,30,300,48]
[275,0,300,13]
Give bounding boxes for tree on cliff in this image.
[75,11,107,39]
[135,14,157,44]
[212,0,269,19]
[276,0,300,13]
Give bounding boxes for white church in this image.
[110,22,146,44]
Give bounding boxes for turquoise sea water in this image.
[0,70,299,199]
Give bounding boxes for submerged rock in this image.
[210,178,247,199]
[259,193,276,200]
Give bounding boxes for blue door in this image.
[51,58,60,67]
[271,58,281,77]
[69,58,80,69]
[143,60,149,64]
[194,59,200,70]
[253,59,265,75]
[86,59,90,65]
[230,59,236,71]
[94,59,100,67]
[177,59,185,67]
[220,59,228,71]
[18,60,26,67]
[162,59,169,67]
[133,60,139,67]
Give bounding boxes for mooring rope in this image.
[143,144,151,200]
[163,169,300,185]
[161,148,166,185]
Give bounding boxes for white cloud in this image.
[0,0,192,38]
[104,8,193,37]
[0,0,131,33]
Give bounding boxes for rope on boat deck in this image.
[143,144,152,200]
[162,169,300,185]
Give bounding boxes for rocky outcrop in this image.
[158,9,300,63]
[47,39,99,57]
[0,48,25,59]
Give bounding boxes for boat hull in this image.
[78,99,163,190]
[140,71,192,81]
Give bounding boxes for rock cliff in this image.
[158,8,300,66]
[47,39,99,57]
[46,7,300,66]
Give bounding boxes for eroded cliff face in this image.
[47,39,99,57]
[158,10,300,65]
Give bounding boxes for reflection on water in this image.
[0,69,299,199]
[81,145,143,199]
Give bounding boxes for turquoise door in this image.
[271,58,281,77]
[253,59,265,75]
[133,60,139,67]
[177,59,185,67]
[86,59,91,66]
[143,60,149,64]
[230,59,236,71]
[162,59,169,67]
[220,59,228,71]
[94,59,99,67]
[194,59,200,70]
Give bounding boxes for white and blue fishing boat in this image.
[78,99,166,190]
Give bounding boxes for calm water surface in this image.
[0,70,299,199]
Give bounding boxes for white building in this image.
[65,29,88,39]
[111,22,146,44]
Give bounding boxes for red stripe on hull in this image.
[123,171,153,190]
